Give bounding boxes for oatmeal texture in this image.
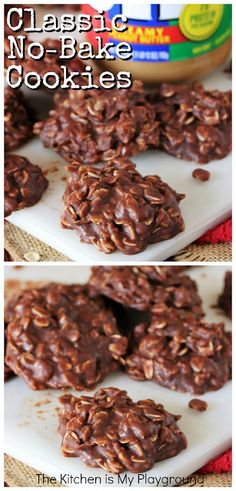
[5,284,128,390]
[147,82,231,163]
[34,80,159,164]
[58,387,187,473]
[61,159,185,254]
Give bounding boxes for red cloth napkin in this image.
[196,221,232,474]
[196,218,232,244]
[199,449,232,474]
[189,220,232,475]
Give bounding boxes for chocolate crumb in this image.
[192,168,210,182]
[188,399,208,412]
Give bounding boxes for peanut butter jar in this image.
[82,4,232,83]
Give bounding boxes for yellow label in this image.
[179,4,224,41]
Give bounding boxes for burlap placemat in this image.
[5,221,232,263]
[4,222,70,262]
[181,473,232,487]
[4,454,63,487]
[173,242,232,262]
[4,454,231,487]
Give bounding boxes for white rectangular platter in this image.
[4,266,232,487]
[6,16,232,263]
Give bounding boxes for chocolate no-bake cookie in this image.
[90,266,154,311]
[218,271,232,318]
[148,82,232,163]
[125,309,231,394]
[4,155,48,217]
[34,80,159,164]
[58,387,187,473]
[4,279,41,382]
[151,274,203,318]
[5,284,128,390]
[61,159,185,255]
[5,37,84,85]
[4,88,34,151]
[89,267,202,315]
[5,36,85,86]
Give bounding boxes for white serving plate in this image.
[6,27,232,262]
[4,266,232,487]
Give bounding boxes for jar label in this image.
[82,4,232,62]
[179,4,224,41]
